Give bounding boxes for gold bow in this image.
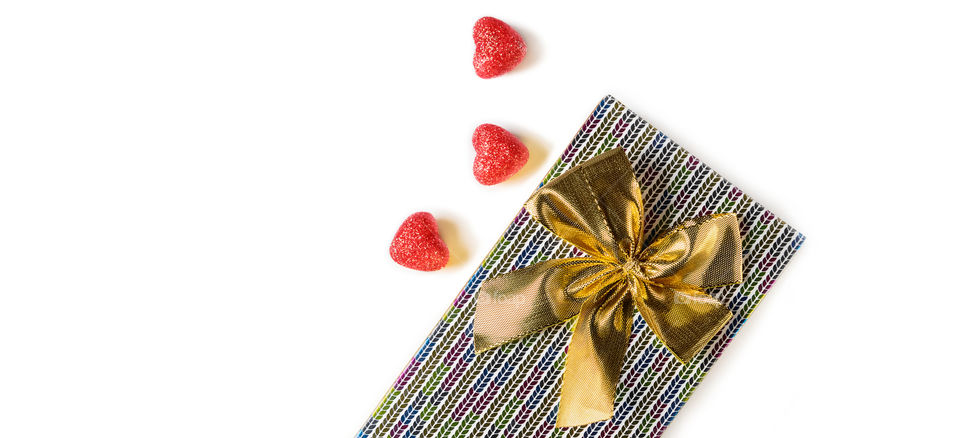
[474,148,743,428]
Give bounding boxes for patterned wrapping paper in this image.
[359,95,804,438]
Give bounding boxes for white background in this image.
[1,1,958,437]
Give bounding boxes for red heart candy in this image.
[389,212,449,271]
[473,124,529,185]
[473,17,526,79]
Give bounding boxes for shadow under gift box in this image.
[359,95,804,438]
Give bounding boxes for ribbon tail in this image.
[474,258,618,353]
[634,282,732,363]
[557,283,634,428]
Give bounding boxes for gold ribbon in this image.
[474,148,743,428]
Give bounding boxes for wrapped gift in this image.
[358,95,804,438]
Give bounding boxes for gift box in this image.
[358,95,804,438]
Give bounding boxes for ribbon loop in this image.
[638,213,743,290]
[525,149,643,263]
[474,148,743,428]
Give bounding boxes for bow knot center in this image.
[619,258,640,277]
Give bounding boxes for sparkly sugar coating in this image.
[472,17,526,79]
[473,123,529,185]
[389,212,449,271]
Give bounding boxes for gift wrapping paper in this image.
[358,95,805,438]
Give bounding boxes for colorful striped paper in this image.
[359,95,804,438]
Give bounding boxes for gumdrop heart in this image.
[389,212,449,271]
[473,17,526,79]
[473,124,529,185]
